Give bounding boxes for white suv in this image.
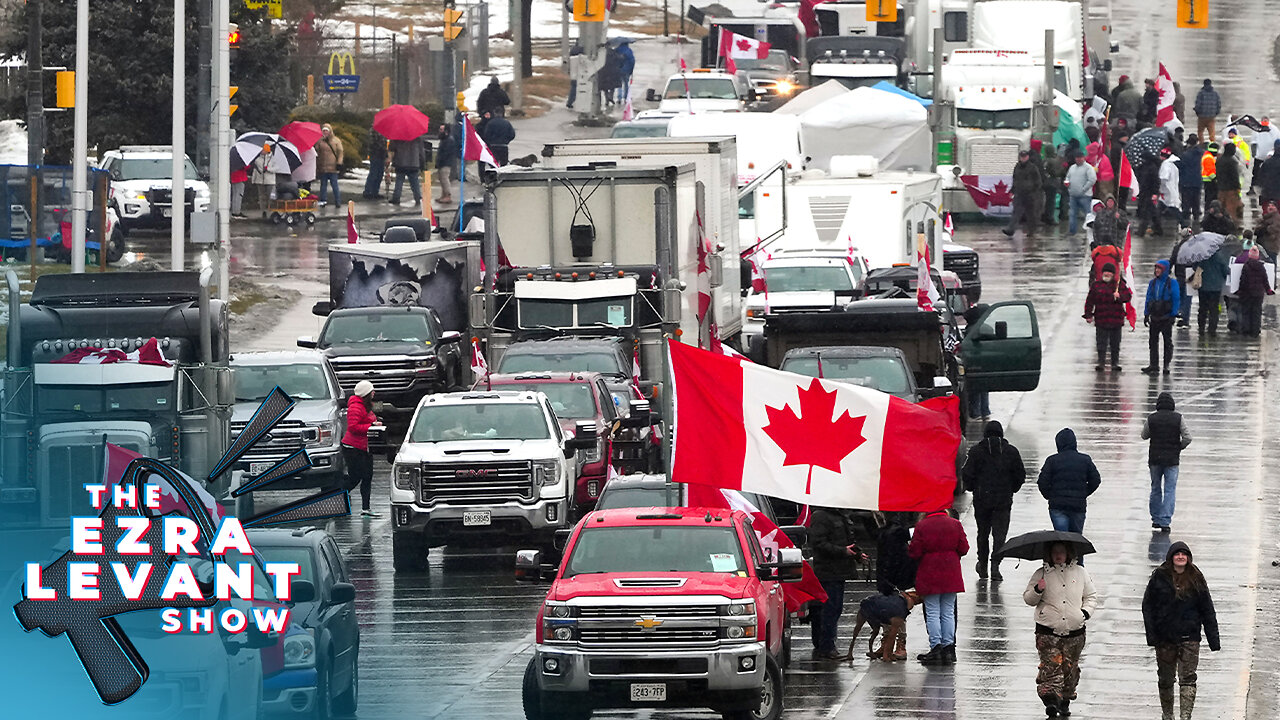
[741,250,867,358]
[99,145,210,232]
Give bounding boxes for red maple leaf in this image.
[736,38,752,52]
[988,179,1014,207]
[762,379,867,494]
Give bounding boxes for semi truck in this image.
[807,36,911,90]
[969,0,1086,100]
[0,270,232,525]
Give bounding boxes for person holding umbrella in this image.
[1194,245,1231,334]
[1142,541,1220,720]
[1022,540,1098,718]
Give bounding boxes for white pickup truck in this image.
[99,145,210,232]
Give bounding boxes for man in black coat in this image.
[1003,150,1043,236]
[1141,392,1192,532]
[479,109,516,166]
[962,420,1026,581]
[476,76,510,117]
[1141,541,1220,719]
[808,507,862,660]
[1037,428,1102,535]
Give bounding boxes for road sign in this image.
[573,0,607,23]
[229,85,239,116]
[1177,0,1207,29]
[244,0,282,19]
[866,0,897,22]
[324,53,361,94]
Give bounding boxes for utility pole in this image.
[444,0,464,121]
[171,0,186,271]
[26,0,43,168]
[70,0,88,273]
[511,0,524,112]
[215,0,230,298]
[196,0,211,173]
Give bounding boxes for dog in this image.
[842,590,920,662]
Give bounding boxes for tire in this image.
[333,652,358,715]
[721,655,783,720]
[306,213,317,225]
[106,229,125,263]
[522,659,591,720]
[315,660,332,720]
[392,531,430,572]
[286,212,299,226]
[270,212,282,225]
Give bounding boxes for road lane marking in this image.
[825,669,866,718]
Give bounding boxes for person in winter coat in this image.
[315,123,345,206]
[1194,246,1231,334]
[479,108,516,166]
[1193,79,1221,140]
[1084,262,1133,370]
[1256,141,1280,209]
[1038,428,1102,534]
[342,380,380,517]
[1136,156,1165,236]
[598,47,623,107]
[1141,392,1192,531]
[1143,259,1182,374]
[434,123,459,204]
[1004,150,1043,236]
[1024,542,1098,718]
[1041,145,1067,224]
[1200,198,1235,235]
[1159,149,1183,235]
[1092,194,1128,248]
[615,38,636,103]
[388,135,428,206]
[1254,203,1280,257]
[1170,231,1194,326]
[1088,142,1115,198]
[1178,136,1204,226]
[1065,153,1097,236]
[1216,142,1243,221]
[908,509,969,666]
[1236,246,1273,336]
[1173,81,1186,122]
[476,76,511,117]
[874,512,917,660]
[1113,76,1143,127]
[808,507,865,660]
[1139,78,1159,127]
[1142,541,1220,720]
[961,421,1025,581]
[363,127,389,199]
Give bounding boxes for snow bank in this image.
[0,119,27,165]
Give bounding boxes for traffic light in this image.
[228,23,241,48]
[55,70,75,108]
[229,86,239,117]
[444,3,464,41]
[1176,0,1207,28]
[573,0,606,22]
[866,0,897,23]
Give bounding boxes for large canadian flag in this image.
[462,114,498,167]
[1155,63,1176,127]
[959,175,1014,217]
[53,337,171,367]
[669,340,961,511]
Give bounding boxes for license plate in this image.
[462,511,491,526]
[630,683,666,702]
[161,207,172,217]
[249,461,273,476]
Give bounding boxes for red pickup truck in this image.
[516,507,803,720]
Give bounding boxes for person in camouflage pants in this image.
[1024,542,1097,717]
[1036,632,1087,709]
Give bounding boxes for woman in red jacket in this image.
[908,508,969,666]
[342,380,380,517]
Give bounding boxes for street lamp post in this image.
[69,0,88,273]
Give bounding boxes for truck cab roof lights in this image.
[634,513,684,520]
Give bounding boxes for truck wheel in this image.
[334,653,358,714]
[392,531,430,572]
[522,659,591,720]
[107,229,126,263]
[270,212,283,225]
[722,655,783,720]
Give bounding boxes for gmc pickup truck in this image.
[516,507,802,720]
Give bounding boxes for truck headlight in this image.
[394,463,421,490]
[720,601,757,641]
[283,632,316,669]
[306,420,338,448]
[579,440,602,464]
[532,460,559,488]
[542,602,577,643]
[415,357,438,370]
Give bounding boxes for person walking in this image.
[1159,148,1183,235]
[1041,145,1066,224]
[476,76,511,117]
[363,127,389,199]
[1037,428,1101,534]
[1112,76,1142,128]
[388,135,428,206]
[1178,136,1204,227]
[1141,392,1192,532]
[875,512,917,660]
[1216,142,1243,222]
[315,123,344,207]
[1003,150,1043,236]
[1200,141,1219,207]
[1083,261,1132,370]
[1024,542,1098,718]
[1171,231,1195,327]
[1142,541,1220,720]
[230,165,248,218]
[342,380,380,518]
[1136,155,1164,236]
[1236,246,1273,336]
[1143,259,1181,374]
[615,38,636,103]
[961,420,1025,582]
[1065,152,1097,236]
[1194,246,1231,334]
[1257,141,1280,209]
[479,108,516,166]
[1092,194,1128,248]
[598,45,622,108]
[434,124,459,205]
[908,508,968,666]
[808,507,862,660]
[1193,79,1220,140]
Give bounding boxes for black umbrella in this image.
[1227,114,1266,133]
[1124,126,1169,170]
[994,530,1095,561]
[1175,232,1227,264]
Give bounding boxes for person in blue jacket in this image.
[1143,259,1181,375]
[615,38,636,104]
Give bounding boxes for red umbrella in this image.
[373,104,431,141]
[278,121,324,152]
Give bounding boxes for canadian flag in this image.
[669,340,961,511]
[944,212,954,238]
[470,338,489,379]
[347,200,360,244]
[1155,63,1176,127]
[718,28,771,75]
[462,114,498,167]
[1121,224,1138,329]
[104,443,226,522]
[959,175,1015,217]
[745,244,768,294]
[694,212,713,349]
[1118,149,1138,195]
[631,347,642,387]
[685,483,827,611]
[53,337,171,367]
[916,238,941,313]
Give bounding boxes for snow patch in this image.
[0,120,27,166]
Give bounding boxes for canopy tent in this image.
[791,85,932,173]
[775,79,851,116]
[871,81,933,107]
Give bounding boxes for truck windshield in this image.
[321,313,435,344]
[781,356,912,396]
[565,526,746,575]
[765,266,854,292]
[955,108,1032,130]
[37,382,173,414]
[499,351,625,377]
[732,51,789,72]
[409,403,551,442]
[251,545,316,586]
[233,364,331,402]
[595,484,684,510]
[117,157,199,180]
[665,77,738,100]
[492,382,596,419]
[519,298,633,330]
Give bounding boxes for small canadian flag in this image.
[470,338,489,379]
[718,27,771,76]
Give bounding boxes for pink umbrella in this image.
[278,121,324,152]
[373,105,431,141]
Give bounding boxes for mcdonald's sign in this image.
[323,52,361,93]
[243,0,282,19]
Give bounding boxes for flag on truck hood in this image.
[685,482,827,611]
[669,340,961,512]
[52,337,171,367]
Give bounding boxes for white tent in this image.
[792,85,932,173]
[775,79,851,116]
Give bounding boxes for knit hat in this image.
[354,380,375,397]
[1101,262,1116,274]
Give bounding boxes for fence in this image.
[0,165,109,260]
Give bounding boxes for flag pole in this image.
[459,115,466,233]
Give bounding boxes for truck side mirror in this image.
[515,549,545,582]
[297,336,318,349]
[469,293,488,327]
[708,255,724,288]
[645,88,659,102]
[440,330,463,344]
[290,579,316,604]
[622,399,652,428]
[1102,59,1112,72]
[553,529,573,551]
[312,301,333,316]
[778,525,808,547]
[994,320,1008,340]
[775,547,805,582]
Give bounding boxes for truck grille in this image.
[943,251,980,283]
[967,143,1020,175]
[44,444,104,518]
[230,419,313,455]
[419,460,534,504]
[331,359,418,393]
[576,604,724,649]
[579,605,717,618]
[578,627,720,647]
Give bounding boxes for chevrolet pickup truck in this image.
[516,507,802,720]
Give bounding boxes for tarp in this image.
[775,79,850,116]
[791,85,932,172]
[871,81,933,107]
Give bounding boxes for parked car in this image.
[248,526,360,719]
[230,351,346,490]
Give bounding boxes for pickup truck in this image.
[389,390,597,572]
[779,345,925,401]
[517,507,803,720]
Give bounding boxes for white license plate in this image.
[462,511,491,527]
[161,207,172,217]
[249,461,273,476]
[630,683,666,702]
